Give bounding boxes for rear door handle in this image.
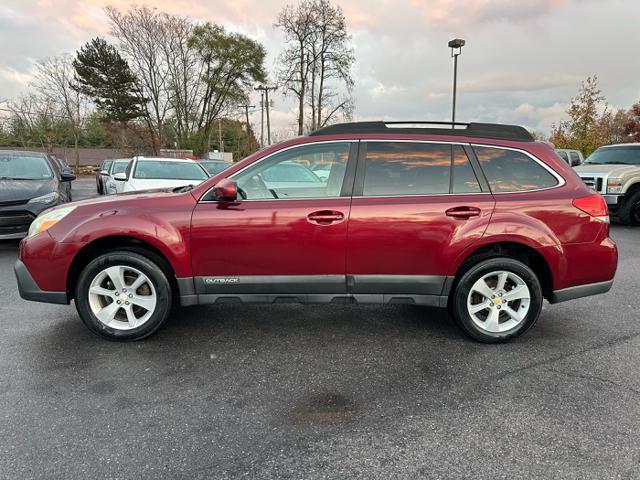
[307,210,345,225]
[445,206,481,219]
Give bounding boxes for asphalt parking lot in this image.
[1,179,639,479]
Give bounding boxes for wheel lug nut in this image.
[116,300,121,305]
[125,301,130,305]
[122,288,127,293]
[128,294,133,298]
[115,292,119,296]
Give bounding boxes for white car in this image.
[104,159,132,195]
[113,156,209,193]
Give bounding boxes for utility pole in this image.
[237,103,255,134]
[255,85,277,145]
[259,91,264,147]
[237,103,255,154]
[218,118,223,152]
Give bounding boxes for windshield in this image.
[0,153,53,180]
[111,160,130,175]
[201,161,232,175]
[134,160,208,181]
[584,146,640,165]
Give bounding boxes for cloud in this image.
[0,0,638,136]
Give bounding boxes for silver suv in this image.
[575,144,640,225]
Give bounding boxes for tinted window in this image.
[0,153,53,180]
[474,146,558,193]
[569,152,581,164]
[363,142,451,196]
[556,151,569,162]
[234,143,350,200]
[452,146,481,193]
[134,160,208,181]
[102,160,114,172]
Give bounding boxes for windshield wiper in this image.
[584,161,632,165]
[0,176,35,180]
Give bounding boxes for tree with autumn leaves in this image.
[550,76,637,156]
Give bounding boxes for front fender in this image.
[50,205,193,278]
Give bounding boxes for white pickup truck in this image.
[575,144,640,225]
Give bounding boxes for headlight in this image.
[607,178,624,194]
[27,206,76,238]
[27,192,60,204]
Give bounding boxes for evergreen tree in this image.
[72,37,145,122]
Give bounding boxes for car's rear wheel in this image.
[74,251,172,341]
[618,190,640,226]
[450,257,543,343]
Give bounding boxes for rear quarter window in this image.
[473,146,559,193]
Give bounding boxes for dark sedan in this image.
[95,159,114,195]
[0,151,75,239]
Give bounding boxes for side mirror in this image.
[571,158,581,167]
[99,170,109,176]
[60,172,76,182]
[113,172,127,181]
[212,178,237,202]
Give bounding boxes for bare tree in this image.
[159,12,205,146]
[275,0,354,135]
[32,55,88,170]
[105,5,170,153]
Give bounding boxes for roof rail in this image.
[308,121,535,142]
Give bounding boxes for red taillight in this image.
[572,195,609,221]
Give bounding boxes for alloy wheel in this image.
[466,270,531,334]
[87,265,157,330]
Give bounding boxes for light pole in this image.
[448,38,466,124]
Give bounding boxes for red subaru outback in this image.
[14,122,617,343]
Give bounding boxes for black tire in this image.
[450,257,543,343]
[74,251,173,341]
[618,190,640,226]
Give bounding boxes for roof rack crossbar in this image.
[308,121,534,142]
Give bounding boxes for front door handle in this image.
[307,210,345,225]
[445,206,481,219]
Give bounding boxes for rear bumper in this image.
[549,279,614,304]
[14,259,69,305]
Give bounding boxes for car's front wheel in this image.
[450,257,543,343]
[618,190,640,226]
[74,251,173,341]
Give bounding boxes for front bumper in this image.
[603,194,621,206]
[0,201,62,239]
[14,259,69,304]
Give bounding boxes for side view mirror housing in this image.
[113,173,127,181]
[99,170,109,175]
[212,178,238,202]
[60,172,76,182]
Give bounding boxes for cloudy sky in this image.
[1,0,639,136]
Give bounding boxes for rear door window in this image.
[362,142,452,196]
[473,146,559,193]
